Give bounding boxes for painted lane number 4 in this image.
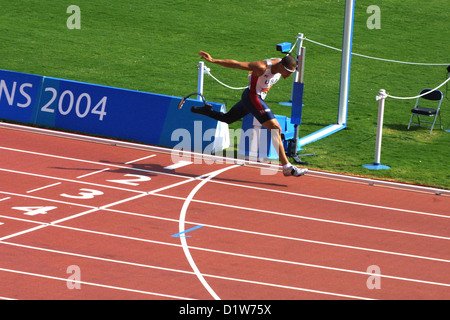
[12,206,58,216]
[6,175,153,219]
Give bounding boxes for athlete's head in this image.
[279,55,297,78]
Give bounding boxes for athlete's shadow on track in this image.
[128,162,288,188]
[51,160,288,188]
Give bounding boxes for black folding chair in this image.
[407,89,443,134]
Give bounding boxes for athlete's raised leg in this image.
[191,100,249,125]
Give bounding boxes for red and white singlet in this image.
[248,58,282,100]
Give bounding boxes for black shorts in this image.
[241,88,276,124]
[218,88,275,125]
[204,88,275,125]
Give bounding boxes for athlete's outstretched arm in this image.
[199,51,266,76]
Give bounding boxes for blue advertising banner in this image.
[0,69,43,123]
[0,69,229,153]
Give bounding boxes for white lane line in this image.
[26,182,61,194]
[3,207,449,266]
[208,179,450,220]
[178,165,239,300]
[0,146,188,180]
[46,225,450,289]
[76,168,110,179]
[0,168,145,194]
[146,168,233,195]
[102,206,450,264]
[0,191,149,241]
[1,184,448,259]
[0,207,99,241]
[0,190,96,209]
[154,193,450,241]
[3,179,448,262]
[0,240,372,300]
[1,242,371,300]
[164,161,193,170]
[0,267,192,300]
[2,224,449,299]
[0,224,49,241]
[2,205,449,295]
[125,154,157,164]
[147,179,196,194]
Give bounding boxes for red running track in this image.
[0,124,449,300]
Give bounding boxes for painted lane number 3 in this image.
[61,188,104,199]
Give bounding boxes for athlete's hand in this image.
[199,51,214,63]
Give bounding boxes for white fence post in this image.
[363,89,391,170]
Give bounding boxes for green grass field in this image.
[1,0,449,189]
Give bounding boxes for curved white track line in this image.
[178,165,239,300]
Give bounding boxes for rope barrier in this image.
[384,77,450,100]
[302,37,449,66]
[203,66,248,90]
[200,36,449,91]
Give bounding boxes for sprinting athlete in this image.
[192,51,308,177]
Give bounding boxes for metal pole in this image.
[337,0,355,125]
[297,46,306,83]
[294,33,304,83]
[197,61,204,101]
[291,33,304,99]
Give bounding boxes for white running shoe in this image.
[283,165,308,177]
